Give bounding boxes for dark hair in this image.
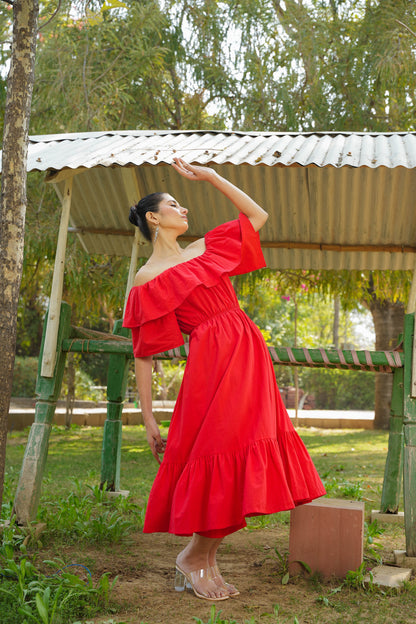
[129,192,165,242]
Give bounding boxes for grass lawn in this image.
[2,425,414,624]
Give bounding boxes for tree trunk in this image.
[367,297,405,430]
[0,0,39,511]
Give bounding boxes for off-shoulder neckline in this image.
[130,215,246,290]
[131,246,208,290]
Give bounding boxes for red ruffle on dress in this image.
[123,213,325,536]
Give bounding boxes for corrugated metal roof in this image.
[26,130,416,170]
[4,130,416,269]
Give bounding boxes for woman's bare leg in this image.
[207,538,239,595]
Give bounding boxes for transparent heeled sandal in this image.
[210,564,240,597]
[174,565,229,601]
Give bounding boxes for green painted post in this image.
[380,366,404,513]
[403,313,416,556]
[13,302,71,524]
[100,320,131,491]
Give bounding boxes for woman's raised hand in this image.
[172,155,268,232]
[172,157,216,182]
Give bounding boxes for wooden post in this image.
[13,303,71,524]
[100,320,130,491]
[406,263,416,315]
[41,178,73,377]
[402,313,416,555]
[121,167,146,316]
[123,228,141,316]
[380,366,404,513]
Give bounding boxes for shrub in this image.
[11,357,38,397]
[300,367,375,410]
[60,368,105,402]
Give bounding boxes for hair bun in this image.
[129,205,141,227]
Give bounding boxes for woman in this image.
[123,158,325,601]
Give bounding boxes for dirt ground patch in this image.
[54,522,413,624]
[83,525,301,623]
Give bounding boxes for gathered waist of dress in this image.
[190,304,241,334]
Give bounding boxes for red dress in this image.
[123,214,325,537]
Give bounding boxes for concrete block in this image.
[394,550,416,570]
[125,412,143,426]
[85,412,106,427]
[8,413,35,431]
[69,413,86,426]
[371,510,404,525]
[365,565,412,588]
[105,490,130,499]
[53,413,66,426]
[289,498,365,579]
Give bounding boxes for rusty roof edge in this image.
[27,129,416,144]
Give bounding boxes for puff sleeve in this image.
[204,213,266,275]
[123,287,184,358]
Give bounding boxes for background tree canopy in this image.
[5,0,416,426]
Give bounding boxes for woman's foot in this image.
[210,564,240,596]
[176,550,229,601]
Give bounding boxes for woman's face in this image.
[156,194,189,233]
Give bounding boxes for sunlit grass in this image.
[3,424,413,624]
[5,425,391,513]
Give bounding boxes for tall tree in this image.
[30,0,226,132]
[0,0,39,511]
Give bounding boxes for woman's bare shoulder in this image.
[185,237,206,254]
[133,264,159,287]
[133,238,206,287]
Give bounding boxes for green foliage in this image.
[322,475,364,500]
[32,0,225,134]
[60,365,104,402]
[193,603,283,624]
[173,0,416,132]
[11,355,104,401]
[345,561,373,590]
[364,519,385,565]
[0,540,117,624]
[37,486,143,545]
[193,605,239,624]
[152,360,185,401]
[12,357,38,398]
[301,367,375,410]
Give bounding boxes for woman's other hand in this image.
[145,418,167,464]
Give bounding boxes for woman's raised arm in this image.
[171,157,268,232]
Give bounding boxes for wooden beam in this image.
[67,226,135,237]
[61,339,404,370]
[41,177,73,377]
[262,242,416,253]
[45,167,85,184]
[64,228,416,255]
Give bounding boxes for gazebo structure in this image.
[5,130,416,557]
